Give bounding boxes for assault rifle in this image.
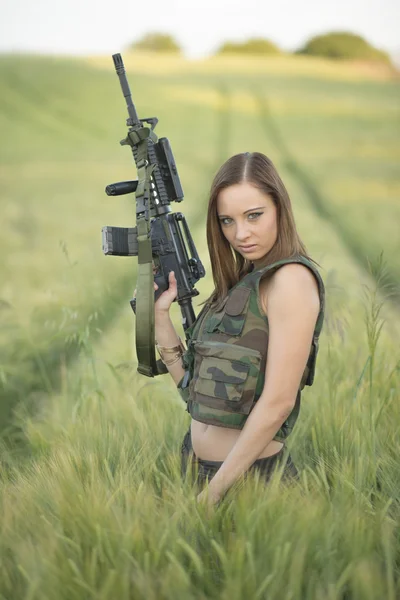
[102,54,205,377]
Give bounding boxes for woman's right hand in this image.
[133,270,178,316]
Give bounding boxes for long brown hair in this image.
[205,152,319,307]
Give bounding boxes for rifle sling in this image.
[135,137,158,377]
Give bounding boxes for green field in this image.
[0,52,399,599]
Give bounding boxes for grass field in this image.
[0,52,399,599]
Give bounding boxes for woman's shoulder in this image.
[258,262,320,317]
[268,262,320,292]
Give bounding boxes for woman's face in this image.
[216,182,278,266]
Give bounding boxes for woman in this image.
[153,152,325,507]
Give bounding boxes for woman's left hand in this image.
[196,488,221,516]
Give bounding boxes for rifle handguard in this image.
[156,337,186,366]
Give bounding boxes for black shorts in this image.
[180,426,299,492]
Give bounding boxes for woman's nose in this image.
[235,223,251,241]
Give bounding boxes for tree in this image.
[297,32,391,64]
[130,32,182,54]
[216,38,281,56]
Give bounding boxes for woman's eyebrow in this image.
[218,206,266,218]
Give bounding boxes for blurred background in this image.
[0,0,399,436]
[1,0,399,441]
[1,1,400,597]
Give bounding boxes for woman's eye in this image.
[220,213,263,226]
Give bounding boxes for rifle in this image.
[102,54,205,378]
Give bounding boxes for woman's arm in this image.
[154,311,185,385]
[204,263,320,502]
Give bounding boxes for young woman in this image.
[153,152,325,507]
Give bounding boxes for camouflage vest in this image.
[178,255,325,442]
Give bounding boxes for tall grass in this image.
[0,272,399,599]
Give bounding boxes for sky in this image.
[1,0,399,60]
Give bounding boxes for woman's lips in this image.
[238,245,257,253]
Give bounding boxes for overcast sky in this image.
[1,0,399,59]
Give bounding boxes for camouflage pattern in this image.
[178,254,325,441]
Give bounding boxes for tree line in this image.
[130,31,392,65]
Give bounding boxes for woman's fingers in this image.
[134,270,175,300]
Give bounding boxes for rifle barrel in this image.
[112,53,140,127]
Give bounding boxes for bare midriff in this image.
[190,419,283,461]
